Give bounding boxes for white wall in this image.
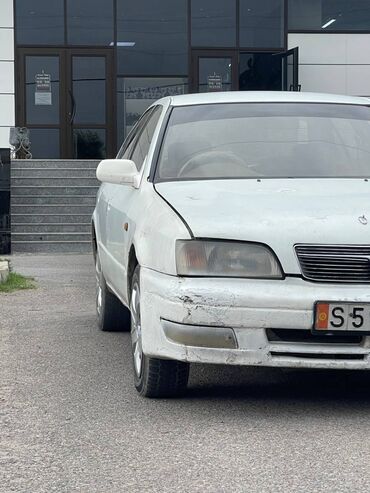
[0,0,14,149]
[289,33,370,97]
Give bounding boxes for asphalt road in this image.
[1,254,370,493]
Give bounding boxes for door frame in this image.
[16,47,115,159]
[191,49,239,93]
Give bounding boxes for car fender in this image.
[122,182,191,302]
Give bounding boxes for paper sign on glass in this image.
[35,71,52,106]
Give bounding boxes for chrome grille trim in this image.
[295,244,370,283]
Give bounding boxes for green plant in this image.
[0,272,36,293]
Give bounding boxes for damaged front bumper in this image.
[140,267,370,369]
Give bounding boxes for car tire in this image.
[130,265,190,398]
[95,251,131,332]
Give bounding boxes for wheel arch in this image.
[91,220,97,262]
[127,244,139,301]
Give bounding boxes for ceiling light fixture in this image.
[109,41,136,47]
[322,18,336,29]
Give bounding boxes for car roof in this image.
[160,91,370,107]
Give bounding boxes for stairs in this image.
[11,160,100,253]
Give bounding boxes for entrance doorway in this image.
[192,48,299,93]
[17,48,114,159]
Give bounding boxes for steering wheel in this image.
[178,150,248,178]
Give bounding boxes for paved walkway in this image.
[1,255,370,492]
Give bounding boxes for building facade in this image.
[1,0,370,159]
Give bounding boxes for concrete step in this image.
[11,195,97,205]
[12,167,97,178]
[11,159,100,169]
[12,186,99,196]
[12,232,90,242]
[12,214,92,224]
[10,160,99,254]
[12,177,99,187]
[12,241,92,254]
[12,223,91,233]
[12,204,95,215]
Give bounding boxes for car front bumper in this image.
[140,268,370,369]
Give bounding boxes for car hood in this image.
[155,179,370,274]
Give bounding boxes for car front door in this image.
[105,106,163,302]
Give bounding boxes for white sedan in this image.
[93,91,370,398]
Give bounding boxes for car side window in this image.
[130,106,162,171]
[121,135,137,160]
[116,111,150,160]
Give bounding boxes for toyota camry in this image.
[93,92,370,397]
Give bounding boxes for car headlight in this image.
[176,240,283,278]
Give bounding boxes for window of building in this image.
[72,57,106,124]
[191,0,237,47]
[288,0,370,31]
[67,0,114,46]
[198,58,233,92]
[16,0,65,45]
[29,129,60,159]
[25,56,60,125]
[240,0,284,48]
[117,77,188,146]
[116,0,188,76]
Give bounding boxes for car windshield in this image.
[156,102,370,181]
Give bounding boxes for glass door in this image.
[192,51,238,93]
[280,47,300,92]
[17,48,114,159]
[68,50,114,159]
[18,48,65,158]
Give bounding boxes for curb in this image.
[0,260,10,283]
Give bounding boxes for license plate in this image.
[315,302,370,332]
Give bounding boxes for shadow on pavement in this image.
[187,364,370,404]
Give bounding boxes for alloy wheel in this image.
[95,255,103,316]
[131,280,143,377]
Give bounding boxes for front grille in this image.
[295,245,370,283]
[270,352,365,361]
[266,329,363,345]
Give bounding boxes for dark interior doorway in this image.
[239,53,282,91]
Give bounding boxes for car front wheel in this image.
[130,265,190,398]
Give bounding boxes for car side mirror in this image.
[96,159,140,188]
